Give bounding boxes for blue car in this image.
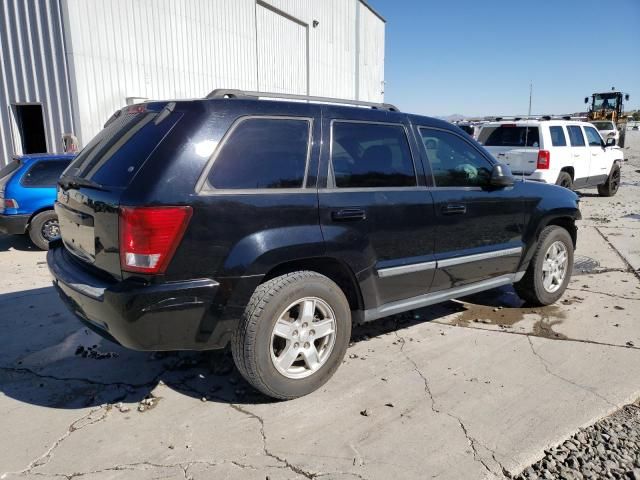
[0,154,75,249]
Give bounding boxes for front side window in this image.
[21,160,71,187]
[331,122,416,188]
[583,126,603,147]
[549,126,567,147]
[420,128,492,187]
[207,117,310,189]
[567,126,586,147]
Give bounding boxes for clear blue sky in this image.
[367,0,640,117]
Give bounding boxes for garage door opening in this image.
[12,104,47,154]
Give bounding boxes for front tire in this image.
[232,271,351,400]
[597,163,620,197]
[28,210,60,250]
[514,226,573,306]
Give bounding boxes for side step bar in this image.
[363,272,525,323]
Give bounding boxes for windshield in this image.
[593,94,619,111]
[591,121,615,131]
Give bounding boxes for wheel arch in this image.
[262,257,364,313]
[27,206,56,228]
[559,167,574,180]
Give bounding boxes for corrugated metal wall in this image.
[0,0,384,165]
[0,0,75,164]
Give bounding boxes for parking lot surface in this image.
[1,132,639,480]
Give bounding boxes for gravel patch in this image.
[516,401,640,480]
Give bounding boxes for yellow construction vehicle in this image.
[584,88,630,147]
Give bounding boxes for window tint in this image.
[331,122,416,188]
[420,128,493,187]
[0,159,21,180]
[481,126,540,147]
[584,126,603,147]
[21,160,71,187]
[567,126,586,147]
[64,110,182,187]
[549,126,567,147]
[207,118,310,189]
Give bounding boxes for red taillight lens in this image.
[537,150,550,169]
[119,206,192,274]
[4,199,19,209]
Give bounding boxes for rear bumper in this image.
[0,214,29,235]
[47,243,238,351]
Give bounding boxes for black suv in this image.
[48,90,580,399]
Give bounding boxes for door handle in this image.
[331,208,366,221]
[441,204,467,215]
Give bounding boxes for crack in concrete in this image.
[392,331,508,479]
[431,321,640,350]
[595,227,640,280]
[1,406,110,479]
[228,403,316,479]
[565,286,640,301]
[526,336,619,409]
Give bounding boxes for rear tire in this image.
[597,163,620,197]
[232,271,351,400]
[28,210,59,250]
[514,226,573,306]
[556,171,573,190]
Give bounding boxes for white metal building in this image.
[0,0,386,167]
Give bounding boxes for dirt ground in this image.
[1,131,639,480]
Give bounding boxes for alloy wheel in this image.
[270,297,337,379]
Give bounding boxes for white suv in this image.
[477,120,624,196]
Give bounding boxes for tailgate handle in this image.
[331,208,366,222]
[441,204,467,215]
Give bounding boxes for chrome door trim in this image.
[377,260,436,278]
[437,247,522,268]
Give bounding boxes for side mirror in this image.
[584,97,589,104]
[606,137,616,147]
[625,94,630,101]
[490,163,514,187]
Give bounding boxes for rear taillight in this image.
[119,206,192,274]
[4,199,19,209]
[537,150,550,169]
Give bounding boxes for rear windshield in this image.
[479,126,540,147]
[591,122,614,131]
[0,159,21,181]
[63,109,181,187]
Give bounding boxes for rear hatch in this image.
[57,102,184,279]
[0,158,22,214]
[478,124,541,175]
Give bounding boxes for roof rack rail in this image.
[205,89,399,112]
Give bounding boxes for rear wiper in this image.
[59,176,106,191]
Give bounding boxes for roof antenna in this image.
[523,81,533,182]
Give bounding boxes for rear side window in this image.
[64,109,182,187]
[584,126,603,147]
[207,117,310,189]
[331,122,416,188]
[481,126,540,147]
[0,159,21,180]
[21,160,71,187]
[567,126,586,146]
[549,126,567,146]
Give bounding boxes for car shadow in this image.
[0,283,519,410]
[0,233,37,252]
